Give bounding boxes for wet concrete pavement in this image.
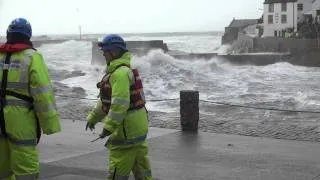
[38,119,320,180]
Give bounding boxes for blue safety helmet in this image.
[98,34,127,52]
[7,18,32,38]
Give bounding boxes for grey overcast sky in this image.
[0,0,265,35]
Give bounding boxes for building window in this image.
[281,3,287,12]
[274,31,277,37]
[317,10,320,16]
[281,15,287,23]
[298,4,303,11]
[269,4,274,12]
[268,15,274,24]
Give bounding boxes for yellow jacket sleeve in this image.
[29,52,61,135]
[87,100,106,124]
[104,67,130,133]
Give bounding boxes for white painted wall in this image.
[263,2,298,37]
[313,0,320,9]
[311,0,320,17]
[297,0,313,22]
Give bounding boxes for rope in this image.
[55,94,179,102]
[54,94,320,114]
[147,98,179,102]
[199,99,320,114]
[55,94,98,101]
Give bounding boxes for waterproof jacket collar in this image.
[106,52,132,73]
[0,43,32,53]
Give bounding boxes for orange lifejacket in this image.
[97,65,145,114]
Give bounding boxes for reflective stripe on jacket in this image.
[87,52,148,148]
[0,48,61,143]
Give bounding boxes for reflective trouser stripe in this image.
[134,169,152,180]
[0,170,13,179]
[108,168,130,180]
[0,132,37,146]
[108,134,147,146]
[1,134,37,146]
[15,173,39,180]
[7,135,37,146]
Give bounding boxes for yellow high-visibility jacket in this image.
[87,52,148,149]
[0,47,61,145]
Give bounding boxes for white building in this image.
[263,0,320,37]
[296,0,313,23]
[308,0,320,22]
[263,0,298,37]
[312,0,320,12]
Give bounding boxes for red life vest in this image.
[0,43,32,53]
[97,65,145,114]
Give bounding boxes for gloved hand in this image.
[85,122,95,131]
[99,128,112,138]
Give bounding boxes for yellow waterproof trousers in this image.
[107,141,152,180]
[0,137,39,180]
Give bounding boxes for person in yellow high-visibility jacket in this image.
[0,18,61,180]
[86,34,152,180]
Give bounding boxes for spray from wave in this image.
[37,40,320,113]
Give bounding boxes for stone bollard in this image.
[180,90,199,132]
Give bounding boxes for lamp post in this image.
[76,8,82,40]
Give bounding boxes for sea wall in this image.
[30,39,168,65]
[91,40,168,65]
[29,39,320,67]
[90,43,320,67]
[252,37,320,53]
[218,54,289,66]
[228,33,254,53]
[33,40,69,48]
[219,52,320,67]
[172,53,218,60]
